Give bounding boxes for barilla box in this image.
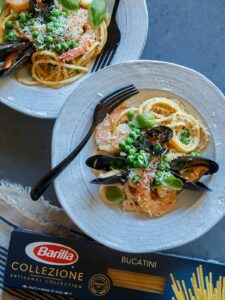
[4,229,225,299]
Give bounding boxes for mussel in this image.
[0,43,35,78]
[170,156,219,191]
[91,171,129,185]
[140,126,173,154]
[86,155,125,172]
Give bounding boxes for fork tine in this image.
[93,47,110,73]
[105,47,117,68]
[107,89,139,113]
[103,86,138,107]
[95,47,113,71]
[100,84,135,104]
[91,48,104,73]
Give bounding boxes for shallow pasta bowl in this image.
[0,0,148,119]
[52,60,225,253]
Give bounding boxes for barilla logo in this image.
[25,242,79,265]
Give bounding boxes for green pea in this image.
[53,21,60,28]
[153,143,162,153]
[14,13,20,20]
[126,155,134,165]
[19,22,25,29]
[46,23,54,32]
[128,148,136,155]
[125,138,133,145]
[20,14,27,23]
[6,31,15,41]
[24,11,30,18]
[127,110,134,119]
[119,142,126,151]
[124,145,131,153]
[61,11,68,17]
[6,20,13,29]
[134,128,141,134]
[157,162,170,171]
[28,18,35,26]
[132,175,140,183]
[129,131,137,139]
[128,121,135,128]
[61,42,69,50]
[50,16,58,22]
[53,9,60,17]
[32,30,39,38]
[68,40,77,48]
[181,129,190,138]
[180,137,190,145]
[46,35,54,43]
[54,44,62,53]
[137,155,144,161]
[190,151,201,157]
[132,160,140,168]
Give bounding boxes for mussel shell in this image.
[170,156,219,175]
[146,126,173,144]
[29,0,40,17]
[172,172,211,192]
[0,42,32,60]
[0,46,35,78]
[91,171,129,185]
[86,155,125,171]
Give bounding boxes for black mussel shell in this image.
[29,0,40,17]
[86,155,125,171]
[172,172,211,192]
[91,171,129,185]
[170,156,219,175]
[0,46,35,78]
[146,126,173,144]
[0,42,32,60]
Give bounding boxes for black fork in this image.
[30,84,139,201]
[91,0,121,73]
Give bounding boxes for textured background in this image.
[0,0,224,260]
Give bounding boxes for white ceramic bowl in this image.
[0,0,148,119]
[52,60,225,253]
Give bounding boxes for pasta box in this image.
[3,229,225,299]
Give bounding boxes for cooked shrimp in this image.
[136,171,177,216]
[95,103,131,153]
[6,0,42,11]
[60,10,97,62]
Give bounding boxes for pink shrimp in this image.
[136,171,177,216]
[95,104,131,153]
[60,10,97,62]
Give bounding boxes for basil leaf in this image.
[133,112,156,129]
[0,0,4,15]
[160,173,184,191]
[88,0,106,29]
[105,186,125,203]
[60,0,79,11]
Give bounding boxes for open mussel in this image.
[0,41,32,60]
[140,126,173,154]
[170,156,219,191]
[0,45,35,78]
[86,155,128,185]
[91,171,129,185]
[86,155,125,172]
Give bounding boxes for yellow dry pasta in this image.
[171,265,225,300]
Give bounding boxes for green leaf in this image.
[105,186,125,203]
[60,0,79,11]
[159,173,184,191]
[0,0,4,15]
[88,0,106,29]
[133,112,156,129]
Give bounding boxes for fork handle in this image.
[111,0,120,19]
[30,124,95,201]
